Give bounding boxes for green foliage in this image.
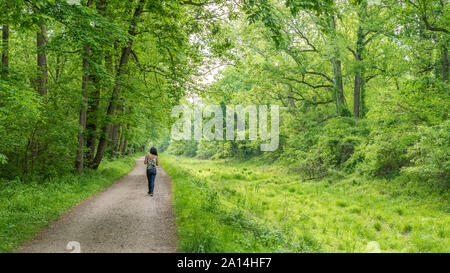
[279,115,369,179]
[162,155,324,252]
[196,141,219,159]
[167,0,448,188]
[167,140,198,157]
[402,121,450,187]
[360,129,417,177]
[0,0,230,176]
[0,154,7,165]
[164,155,450,253]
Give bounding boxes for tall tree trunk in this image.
[335,60,345,105]
[441,43,449,82]
[330,16,345,115]
[109,123,120,157]
[85,46,102,166]
[1,25,9,78]
[332,58,345,105]
[91,0,145,169]
[76,0,96,172]
[118,124,125,156]
[121,124,129,155]
[30,24,48,172]
[288,92,297,109]
[353,2,368,119]
[84,0,106,167]
[353,73,362,119]
[91,56,125,169]
[353,26,364,118]
[0,25,8,107]
[75,44,91,173]
[36,25,48,96]
[110,102,125,157]
[121,138,128,155]
[85,77,99,164]
[282,52,296,111]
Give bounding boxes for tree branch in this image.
[284,76,333,89]
[182,0,208,6]
[363,33,378,46]
[365,74,377,83]
[305,71,333,83]
[347,46,357,58]
[422,13,449,34]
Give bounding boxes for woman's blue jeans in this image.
[146,168,157,194]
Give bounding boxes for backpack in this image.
[147,157,157,169]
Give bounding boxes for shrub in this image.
[361,130,418,177]
[196,141,220,159]
[167,140,198,157]
[285,117,367,177]
[402,121,450,187]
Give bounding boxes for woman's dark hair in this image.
[150,147,158,156]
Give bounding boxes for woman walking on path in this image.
[144,147,159,196]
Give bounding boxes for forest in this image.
[0,0,449,253]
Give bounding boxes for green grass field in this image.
[161,155,450,253]
[0,154,142,252]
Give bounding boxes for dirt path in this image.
[19,156,177,253]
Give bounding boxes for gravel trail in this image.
[19,156,177,253]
